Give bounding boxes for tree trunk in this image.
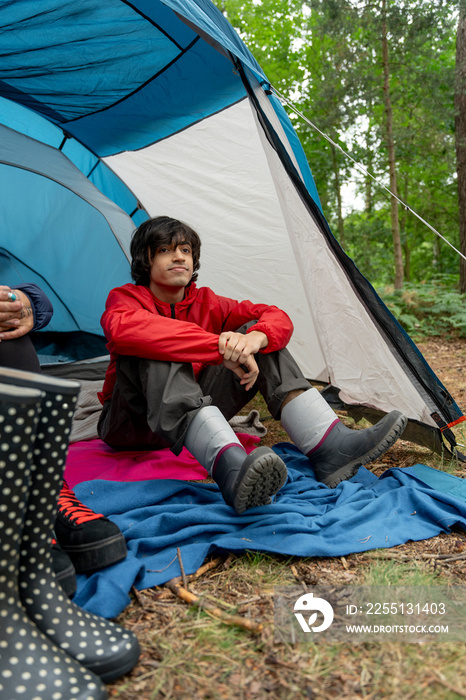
[401,175,410,281]
[330,142,346,249]
[432,237,441,273]
[455,0,466,294]
[381,0,404,289]
[364,153,373,214]
[364,97,374,214]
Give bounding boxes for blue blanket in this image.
[72,444,466,618]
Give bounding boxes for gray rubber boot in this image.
[185,405,288,514]
[307,411,407,487]
[281,388,407,488]
[0,367,140,684]
[213,444,288,514]
[0,381,108,700]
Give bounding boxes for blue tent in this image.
[0,0,463,455]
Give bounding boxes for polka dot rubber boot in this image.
[0,381,108,700]
[0,368,140,684]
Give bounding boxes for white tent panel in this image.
[104,99,328,381]
[255,119,435,427]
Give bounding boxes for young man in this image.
[98,216,407,514]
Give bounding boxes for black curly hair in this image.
[130,216,201,286]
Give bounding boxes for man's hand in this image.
[219,330,268,391]
[222,354,260,391]
[0,286,34,340]
[218,330,268,364]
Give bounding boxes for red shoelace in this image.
[57,481,104,524]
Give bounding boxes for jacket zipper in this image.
[170,303,176,319]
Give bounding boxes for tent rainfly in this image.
[0,0,463,457]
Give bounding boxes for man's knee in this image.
[116,356,197,391]
[235,320,257,334]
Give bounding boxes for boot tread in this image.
[233,447,288,514]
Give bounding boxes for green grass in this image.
[362,559,443,587]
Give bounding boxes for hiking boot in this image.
[309,410,408,487]
[184,405,288,514]
[213,445,288,514]
[55,481,128,573]
[52,537,77,597]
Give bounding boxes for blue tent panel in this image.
[0,0,181,122]
[0,122,134,333]
[0,0,255,156]
[0,96,62,147]
[0,165,132,333]
[67,41,248,156]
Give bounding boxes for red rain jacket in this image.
[99,282,293,404]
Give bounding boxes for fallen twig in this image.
[430,671,466,699]
[188,556,224,581]
[138,557,226,603]
[177,547,188,588]
[201,592,237,610]
[146,553,178,573]
[432,552,466,563]
[131,585,147,608]
[362,550,466,562]
[164,577,263,634]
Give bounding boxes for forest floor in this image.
[108,337,466,700]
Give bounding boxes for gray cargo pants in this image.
[98,343,310,455]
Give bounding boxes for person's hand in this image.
[0,286,34,340]
[218,330,268,364]
[222,353,260,391]
[219,330,268,390]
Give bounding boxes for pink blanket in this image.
[64,434,261,488]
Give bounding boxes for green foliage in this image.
[215,0,461,288]
[343,206,460,286]
[377,279,466,338]
[215,0,306,93]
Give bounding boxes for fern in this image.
[377,281,466,338]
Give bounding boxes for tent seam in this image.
[103,95,248,156]
[65,36,201,126]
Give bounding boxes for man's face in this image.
[149,240,194,300]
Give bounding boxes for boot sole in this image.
[233,447,288,514]
[59,532,128,573]
[321,412,408,488]
[86,638,141,683]
[54,560,77,598]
